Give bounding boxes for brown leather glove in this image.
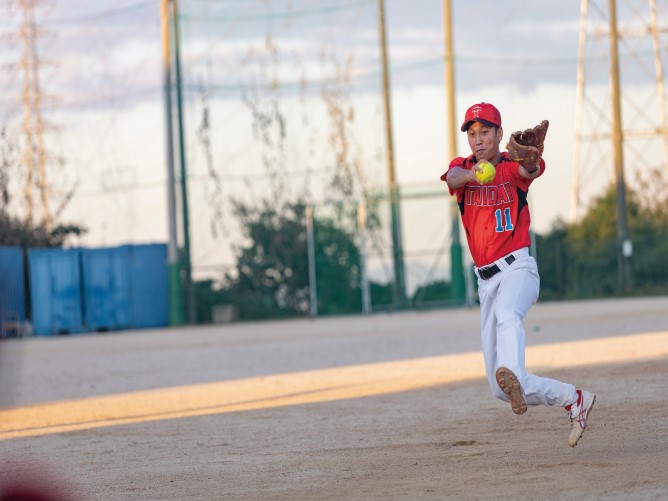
[506,120,549,173]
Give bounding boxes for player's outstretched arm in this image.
[518,161,543,180]
[507,120,549,179]
[445,165,480,190]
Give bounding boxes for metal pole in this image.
[464,252,475,307]
[443,0,457,164]
[377,0,406,308]
[357,200,372,314]
[571,0,589,223]
[160,0,184,325]
[649,0,668,187]
[443,0,465,303]
[171,0,196,322]
[306,205,318,318]
[608,0,632,293]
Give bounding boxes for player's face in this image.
[467,122,502,162]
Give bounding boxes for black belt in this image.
[477,254,516,280]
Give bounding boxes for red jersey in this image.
[440,152,545,268]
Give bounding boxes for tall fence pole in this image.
[442,0,465,303]
[171,0,196,322]
[377,0,406,308]
[160,0,184,325]
[608,0,632,293]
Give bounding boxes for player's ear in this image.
[497,127,503,142]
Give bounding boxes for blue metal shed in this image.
[28,248,84,336]
[0,246,26,337]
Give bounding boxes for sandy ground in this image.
[1,296,668,500]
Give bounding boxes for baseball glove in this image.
[506,120,549,173]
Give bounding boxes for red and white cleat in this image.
[566,389,596,448]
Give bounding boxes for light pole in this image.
[377,0,406,307]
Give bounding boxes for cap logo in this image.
[472,106,482,117]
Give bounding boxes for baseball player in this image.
[441,102,595,447]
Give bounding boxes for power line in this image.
[179,0,374,23]
[49,1,153,25]
[179,50,654,96]
[41,47,626,110]
[58,167,330,197]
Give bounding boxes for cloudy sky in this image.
[2,0,666,288]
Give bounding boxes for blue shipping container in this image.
[0,246,26,336]
[29,244,168,335]
[80,244,167,331]
[82,247,132,331]
[125,244,168,329]
[29,248,84,336]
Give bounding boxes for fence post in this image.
[464,253,476,307]
[358,200,372,314]
[306,205,318,318]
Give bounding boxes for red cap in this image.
[460,102,502,131]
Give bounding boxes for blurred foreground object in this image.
[0,462,82,501]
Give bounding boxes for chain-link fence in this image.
[305,189,473,317]
[536,232,668,301]
[194,183,668,323]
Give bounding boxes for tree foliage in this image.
[212,197,391,321]
[537,173,668,299]
[411,280,452,305]
[312,209,362,316]
[227,199,310,320]
[0,209,85,248]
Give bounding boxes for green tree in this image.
[411,280,452,305]
[537,175,668,299]
[228,199,310,320]
[0,210,85,248]
[370,282,394,308]
[629,168,668,292]
[194,279,235,324]
[564,183,623,297]
[312,211,362,316]
[534,221,568,300]
[226,197,372,320]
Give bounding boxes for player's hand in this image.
[519,163,541,179]
[470,163,483,183]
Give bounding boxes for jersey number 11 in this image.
[494,207,514,233]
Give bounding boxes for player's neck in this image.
[483,152,502,166]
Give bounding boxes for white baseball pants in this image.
[477,247,577,408]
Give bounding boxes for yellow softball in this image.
[475,160,496,184]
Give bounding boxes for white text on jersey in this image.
[465,183,514,207]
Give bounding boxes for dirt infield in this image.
[1,297,668,500]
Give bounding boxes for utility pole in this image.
[377,0,406,308]
[160,0,185,325]
[570,0,588,223]
[171,0,196,322]
[649,0,668,187]
[572,0,668,221]
[442,0,465,303]
[608,0,632,293]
